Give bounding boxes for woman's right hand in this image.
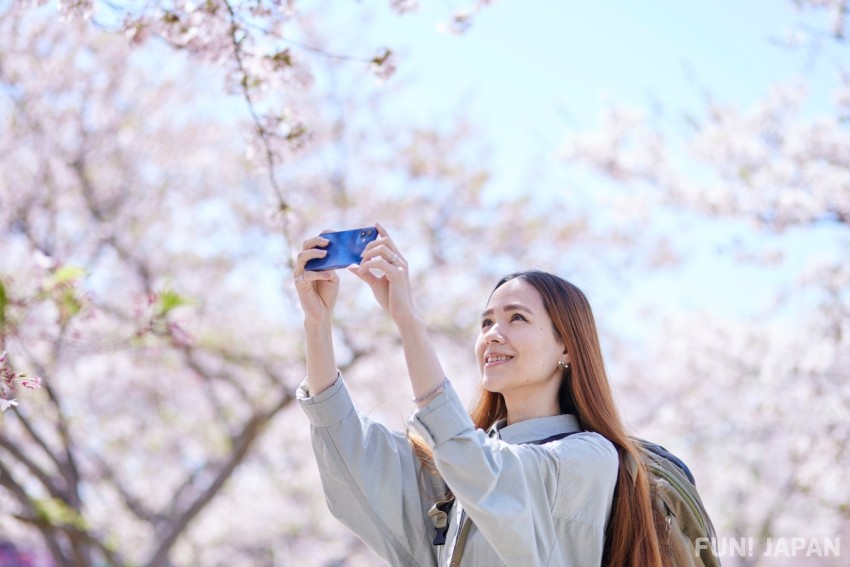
[294,234,340,324]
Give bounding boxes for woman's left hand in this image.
[348,222,417,326]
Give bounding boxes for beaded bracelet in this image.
[412,377,449,404]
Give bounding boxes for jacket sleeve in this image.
[408,382,618,566]
[297,376,437,567]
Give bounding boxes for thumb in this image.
[347,264,376,286]
[350,264,390,291]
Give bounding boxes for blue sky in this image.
[349,1,847,337]
[366,1,842,190]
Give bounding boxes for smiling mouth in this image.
[484,354,513,366]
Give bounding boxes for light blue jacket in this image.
[298,376,617,566]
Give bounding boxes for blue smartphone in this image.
[305,227,379,271]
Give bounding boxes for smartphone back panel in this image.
[305,227,378,271]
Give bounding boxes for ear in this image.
[562,347,570,365]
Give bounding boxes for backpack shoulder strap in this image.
[527,430,581,445]
[636,438,696,485]
[448,512,474,567]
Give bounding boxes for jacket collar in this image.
[488,413,581,444]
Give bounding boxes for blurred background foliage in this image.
[0,1,848,565]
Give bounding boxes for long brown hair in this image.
[412,270,666,566]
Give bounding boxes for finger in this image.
[295,268,337,287]
[294,248,328,272]
[366,223,399,253]
[362,243,405,266]
[375,222,405,259]
[375,222,389,239]
[301,235,330,251]
[360,256,404,278]
[348,264,381,285]
[361,249,398,270]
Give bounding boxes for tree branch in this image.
[0,432,64,500]
[20,341,84,512]
[87,451,161,525]
[222,0,289,213]
[0,459,69,566]
[143,390,294,567]
[13,513,126,567]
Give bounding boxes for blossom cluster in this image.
[0,351,42,412]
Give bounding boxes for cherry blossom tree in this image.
[0,3,595,565]
[6,1,846,565]
[558,5,850,565]
[793,0,848,40]
[33,0,495,219]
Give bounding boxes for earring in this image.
[558,360,569,371]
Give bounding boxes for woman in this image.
[295,224,666,566]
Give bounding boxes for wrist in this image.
[394,311,425,335]
[304,315,332,332]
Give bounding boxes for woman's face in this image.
[475,278,567,398]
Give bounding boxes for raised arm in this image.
[294,232,438,566]
[294,233,340,396]
[348,223,447,407]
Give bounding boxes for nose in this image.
[482,323,504,344]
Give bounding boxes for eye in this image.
[511,313,527,322]
[481,318,493,329]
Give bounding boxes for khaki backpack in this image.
[638,439,720,566]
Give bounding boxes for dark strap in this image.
[428,500,453,545]
[527,431,580,445]
[638,439,696,485]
